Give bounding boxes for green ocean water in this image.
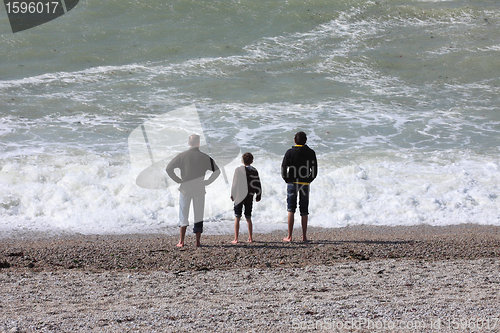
[1,0,500,234]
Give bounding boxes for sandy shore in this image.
[1,224,500,332]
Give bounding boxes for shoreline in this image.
[1,223,500,272]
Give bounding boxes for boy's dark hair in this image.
[294,131,307,145]
[242,152,254,165]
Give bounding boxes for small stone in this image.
[0,261,11,269]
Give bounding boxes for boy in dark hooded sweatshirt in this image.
[281,131,317,242]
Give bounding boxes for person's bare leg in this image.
[283,212,294,242]
[246,217,253,243]
[232,217,241,244]
[195,232,202,247]
[301,215,308,242]
[177,226,187,247]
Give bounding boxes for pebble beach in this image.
[1,224,500,332]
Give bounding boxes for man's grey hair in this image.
[189,134,200,147]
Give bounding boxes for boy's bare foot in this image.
[231,239,238,244]
[247,238,253,243]
[302,238,309,243]
[176,242,184,247]
[283,237,292,242]
[195,241,201,247]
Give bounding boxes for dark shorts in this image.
[287,183,310,216]
[234,195,254,218]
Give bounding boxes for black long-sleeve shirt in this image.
[281,145,317,184]
[231,165,262,205]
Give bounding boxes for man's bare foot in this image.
[195,242,201,247]
[302,238,309,243]
[247,238,253,243]
[231,239,238,244]
[176,242,184,247]
[283,237,292,242]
